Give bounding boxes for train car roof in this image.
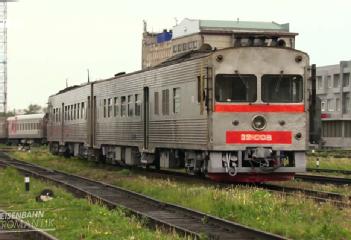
[50,46,308,97]
[49,49,213,97]
[7,113,46,121]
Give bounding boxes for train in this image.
[46,45,312,183]
[0,113,47,146]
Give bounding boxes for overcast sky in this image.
[6,0,351,110]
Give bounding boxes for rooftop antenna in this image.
[87,69,90,83]
[143,19,147,32]
[174,17,178,26]
[65,78,68,88]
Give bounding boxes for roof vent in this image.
[114,72,126,77]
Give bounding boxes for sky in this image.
[5,0,351,110]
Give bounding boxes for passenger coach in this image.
[48,46,310,182]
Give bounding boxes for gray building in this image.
[142,18,296,69]
[317,61,351,148]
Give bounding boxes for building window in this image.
[121,96,126,117]
[333,74,340,88]
[322,121,342,137]
[317,76,322,89]
[177,44,182,52]
[114,97,119,117]
[183,43,187,51]
[173,87,181,114]
[336,98,341,111]
[162,89,169,115]
[343,73,350,87]
[135,94,141,116]
[108,98,112,117]
[321,101,325,112]
[326,75,332,88]
[173,45,177,53]
[103,99,107,118]
[345,121,351,137]
[188,41,194,50]
[154,92,159,115]
[343,93,350,113]
[128,95,133,116]
[193,41,198,48]
[327,99,333,111]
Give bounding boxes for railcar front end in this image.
[206,47,309,182]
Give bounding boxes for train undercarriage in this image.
[49,142,304,182]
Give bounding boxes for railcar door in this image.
[143,87,149,149]
[61,103,64,144]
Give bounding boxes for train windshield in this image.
[262,74,303,103]
[215,74,257,102]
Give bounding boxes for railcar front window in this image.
[262,74,303,103]
[215,74,257,102]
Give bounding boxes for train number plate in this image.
[226,131,292,144]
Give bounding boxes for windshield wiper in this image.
[235,70,250,101]
[274,71,284,93]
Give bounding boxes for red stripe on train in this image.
[214,104,305,112]
[226,131,292,144]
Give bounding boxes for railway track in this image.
[0,155,287,240]
[307,168,351,175]
[140,169,351,207]
[295,174,351,185]
[0,210,57,240]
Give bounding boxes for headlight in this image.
[252,115,266,131]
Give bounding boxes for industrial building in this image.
[317,61,351,148]
[142,18,296,69]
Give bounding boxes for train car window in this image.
[59,108,61,122]
[73,104,76,120]
[173,88,181,114]
[81,102,85,119]
[68,105,71,121]
[113,97,119,117]
[215,74,257,102]
[262,75,303,103]
[71,105,73,120]
[128,95,134,116]
[154,92,159,115]
[162,89,170,115]
[64,106,67,121]
[121,96,126,117]
[77,103,80,119]
[108,98,112,118]
[135,94,141,116]
[103,99,107,118]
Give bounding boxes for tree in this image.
[24,104,42,114]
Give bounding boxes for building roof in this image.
[199,19,289,32]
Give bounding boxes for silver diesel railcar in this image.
[48,46,310,182]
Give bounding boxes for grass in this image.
[308,155,351,170]
[0,167,182,240]
[7,148,351,240]
[269,179,351,195]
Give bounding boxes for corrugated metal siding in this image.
[48,84,90,144]
[93,57,209,150]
